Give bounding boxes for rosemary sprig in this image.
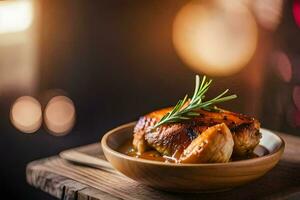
[152,75,237,129]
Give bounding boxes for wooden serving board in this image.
[26,133,300,200]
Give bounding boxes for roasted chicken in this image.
[179,123,234,163]
[133,108,260,163]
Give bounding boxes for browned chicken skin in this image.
[133,108,261,161]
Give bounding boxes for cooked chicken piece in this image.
[144,123,196,157]
[179,123,233,163]
[194,109,261,156]
[133,107,260,157]
[133,109,163,154]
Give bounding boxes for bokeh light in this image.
[286,106,300,127]
[293,86,300,110]
[293,0,300,28]
[173,0,258,76]
[253,0,283,31]
[0,0,33,34]
[271,51,292,82]
[40,89,68,107]
[44,96,76,136]
[10,96,42,133]
[295,111,300,127]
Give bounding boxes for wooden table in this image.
[26,132,300,200]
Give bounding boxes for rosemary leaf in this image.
[152,75,237,129]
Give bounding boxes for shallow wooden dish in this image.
[101,122,285,192]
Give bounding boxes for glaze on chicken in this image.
[133,108,261,163]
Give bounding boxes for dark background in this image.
[0,0,299,199]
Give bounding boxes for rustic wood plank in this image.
[78,187,121,200]
[62,180,88,200]
[26,132,300,200]
[27,158,119,200]
[27,159,66,199]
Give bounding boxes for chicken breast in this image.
[179,123,233,163]
[133,107,260,157]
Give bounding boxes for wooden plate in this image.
[101,122,285,193]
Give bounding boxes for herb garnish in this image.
[152,75,237,129]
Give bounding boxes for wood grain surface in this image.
[26,133,300,200]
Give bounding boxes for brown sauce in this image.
[118,139,270,163]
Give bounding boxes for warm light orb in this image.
[271,51,292,82]
[44,96,76,136]
[293,86,300,111]
[10,96,42,133]
[286,106,300,127]
[253,0,283,31]
[173,0,258,76]
[0,0,33,34]
[293,0,300,28]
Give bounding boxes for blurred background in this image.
[0,0,299,199]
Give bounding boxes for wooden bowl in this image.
[101,122,285,192]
